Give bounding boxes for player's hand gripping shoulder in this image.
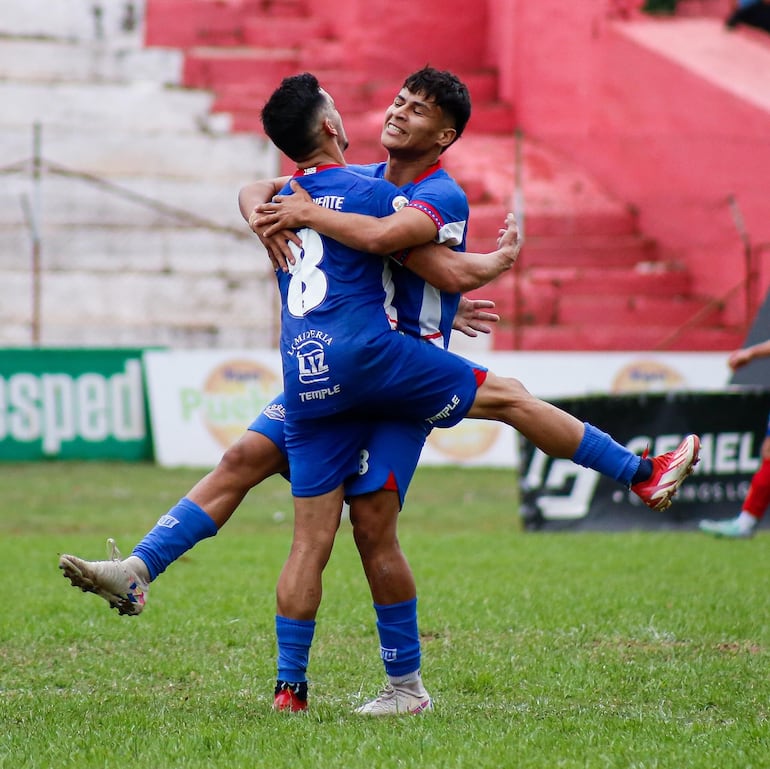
[239,177,299,272]
[452,297,500,338]
[253,180,317,240]
[254,180,437,256]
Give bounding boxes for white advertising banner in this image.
[143,349,283,468]
[465,350,732,399]
[143,349,731,469]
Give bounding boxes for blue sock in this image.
[374,598,421,677]
[572,422,641,487]
[131,497,218,581]
[276,615,316,683]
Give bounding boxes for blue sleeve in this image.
[407,175,469,248]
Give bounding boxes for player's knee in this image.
[471,373,531,418]
[217,433,284,485]
[352,518,396,557]
[352,521,378,554]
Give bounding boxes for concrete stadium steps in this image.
[0,38,182,85]
[141,0,517,136]
[1,0,147,40]
[444,128,740,352]
[144,0,310,47]
[2,0,748,351]
[0,81,219,134]
[497,233,659,268]
[0,0,281,347]
[182,46,301,90]
[474,263,692,310]
[0,224,265,276]
[242,15,333,48]
[0,175,259,230]
[1,125,270,183]
[2,263,278,349]
[475,276,720,327]
[545,15,770,331]
[464,202,641,245]
[210,68,373,120]
[468,262,741,352]
[194,58,516,135]
[556,294,722,327]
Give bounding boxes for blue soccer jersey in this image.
[276,164,481,421]
[276,165,405,418]
[274,164,485,495]
[350,161,469,348]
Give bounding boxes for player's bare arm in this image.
[254,179,438,255]
[405,212,520,293]
[248,175,520,292]
[239,177,289,221]
[728,340,770,370]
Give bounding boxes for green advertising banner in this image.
[0,348,153,461]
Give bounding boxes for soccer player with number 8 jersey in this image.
[257,72,701,713]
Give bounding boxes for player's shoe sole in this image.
[59,538,148,616]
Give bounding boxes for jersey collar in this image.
[411,160,442,184]
[293,164,345,177]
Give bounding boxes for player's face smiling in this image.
[381,88,452,156]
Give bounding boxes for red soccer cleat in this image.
[273,682,308,712]
[631,434,700,511]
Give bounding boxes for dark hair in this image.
[261,72,327,161]
[403,67,471,148]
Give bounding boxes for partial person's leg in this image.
[343,421,432,715]
[700,433,770,538]
[351,489,415,605]
[350,489,432,716]
[466,371,700,511]
[59,429,288,615]
[273,418,371,711]
[134,431,287,580]
[273,486,345,712]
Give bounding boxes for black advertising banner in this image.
[519,390,770,531]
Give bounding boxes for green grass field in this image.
[1,462,768,768]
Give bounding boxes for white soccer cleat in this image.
[59,538,149,616]
[699,517,756,539]
[354,681,433,716]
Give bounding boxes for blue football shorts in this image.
[249,395,430,504]
[284,327,487,427]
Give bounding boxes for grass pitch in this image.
[0,462,768,768]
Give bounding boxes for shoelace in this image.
[106,537,123,562]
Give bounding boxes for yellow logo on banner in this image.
[199,359,279,448]
[426,421,500,461]
[611,360,685,393]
